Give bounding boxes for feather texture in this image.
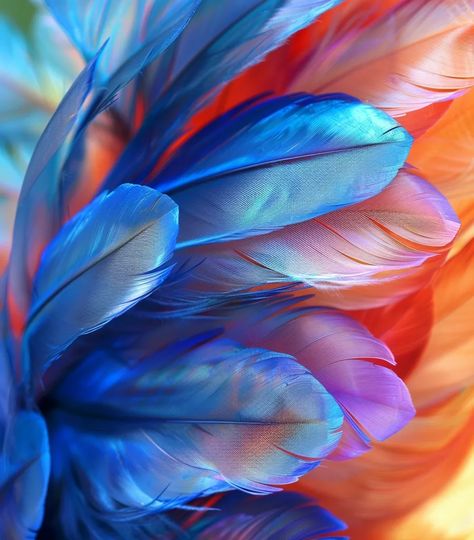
[106,299,413,461]
[222,305,415,460]
[24,184,178,393]
[45,0,200,108]
[104,0,343,188]
[6,56,100,342]
[47,337,342,520]
[156,93,412,247]
[153,170,458,311]
[288,0,474,118]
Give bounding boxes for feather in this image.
[6,55,100,341]
[104,0,343,188]
[45,0,200,108]
[184,0,400,132]
[155,93,412,247]
[103,299,413,461]
[154,170,458,311]
[46,337,342,522]
[0,412,50,540]
[288,0,474,118]
[184,0,474,138]
[23,184,178,394]
[222,305,415,460]
[0,14,82,276]
[182,491,348,539]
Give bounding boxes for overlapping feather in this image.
[24,184,178,393]
[156,171,458,311]
[104,0,344,188]
[44,335,342,529]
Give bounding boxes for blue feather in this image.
[104,0,343,189]
[155,93,412,248]
[6,54,101,336]
[183,491,348,539]
[45,336,342,527]
[0,412,50,540]
[46,0,201,117]
[23,184,178,395]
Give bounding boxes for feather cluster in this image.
[0,1,472,539]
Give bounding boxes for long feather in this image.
[46,337,342,523]
[115,300,413,461]
[23,184,178,394]
[151,169,457,312]
[155,93,412,248]
[6,55,100,344]
[289,0,474,117]
[104,0,343,188]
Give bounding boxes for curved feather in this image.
[23,184,178,393]
[153,170,458,311]
[100,299,413,461]
[6,55,100,343]
[104,0,343,188]
[45,0,200,105]
[221,305,414,460]
[46,337,342,522]
[0,14,83,278]
[289,0,474,117]
[156,93,412,247]
[0,412,50,540]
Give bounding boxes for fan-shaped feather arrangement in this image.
[0,1,472,538]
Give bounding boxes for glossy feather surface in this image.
[24,184,178,391]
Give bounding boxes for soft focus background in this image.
[0,0,35,31]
